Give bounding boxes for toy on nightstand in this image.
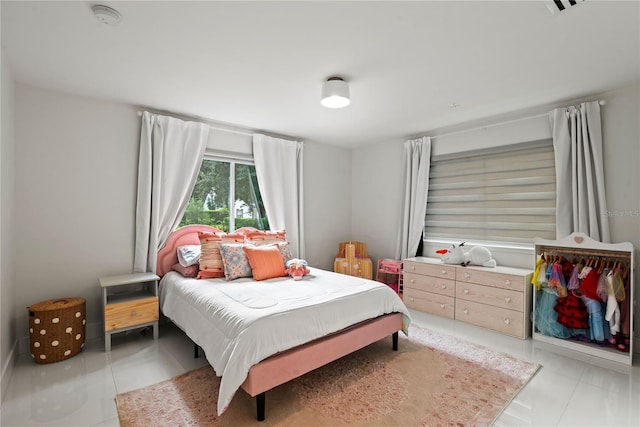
[285,259,310,280]
[436,242,496,267]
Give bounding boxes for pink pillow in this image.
[171,263,198,278]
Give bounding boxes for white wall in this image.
[1,48,17,402]
[303,140,352,270]
[599,84,640,251]
[14,84,140,348]
[351,139,404,267]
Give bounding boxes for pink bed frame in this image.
[157,225,403,421]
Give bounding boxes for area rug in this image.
[115,325,540,426]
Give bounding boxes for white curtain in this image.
[253,134,305,259]
[396,136,431,259]
[550,101,610,242]
[134,112,209,273]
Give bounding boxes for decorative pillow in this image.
[177,245,201,267]
[218,243,253,281]
[273,241,293,262]
[244,229,287,244]
[171,263,198,278]
[197,231,245,279]
[234,226,260,236]
[242,244,287,281]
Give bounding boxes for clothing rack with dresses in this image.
[533,232,634,365]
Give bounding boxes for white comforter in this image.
[159,267,411,415]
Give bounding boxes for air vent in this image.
[545,0,585,15]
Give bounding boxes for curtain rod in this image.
[431,99,606,141]
[536,245,629,260]
[137,110,254,137]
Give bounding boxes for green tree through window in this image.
[180,159,268,231]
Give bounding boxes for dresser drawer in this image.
[456,268,525,292]
[404,260,455,279]
[404,288,454,319]
[455,282,524,312]
[455,299,525,338]
[104,297,158,332]
[404,272,455,297]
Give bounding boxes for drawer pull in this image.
[464,272,470,279]
[505,279,511,286]
[441,270,447,275]
[130,311,137,317]
[440,304,445,309]
[410,265,415,270]
[463,309,469,315]
[441,284,446,289]
[504,318,511,325]
[410,297,415,302]
[504,297,512,303]
[410,279,415,284]
[463,289,469,294]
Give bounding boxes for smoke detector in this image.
[92,5,122,26]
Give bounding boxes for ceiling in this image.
[2,1,639,148]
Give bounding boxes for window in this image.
[425,141,556,246]
[180,159,268,232]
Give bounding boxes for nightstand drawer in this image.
[104,297,158,331]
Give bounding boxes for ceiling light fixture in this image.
[321,77,350,108]
[92,5,122,26]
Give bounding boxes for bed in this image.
[156,225,411,421]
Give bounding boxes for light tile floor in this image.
[2,308,640,426]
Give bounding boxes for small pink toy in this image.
[285,259,310,280]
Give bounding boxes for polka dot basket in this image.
[28,297,86,364]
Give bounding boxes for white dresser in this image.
[403,257,533,339]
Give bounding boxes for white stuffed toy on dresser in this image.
[436,242,496,267]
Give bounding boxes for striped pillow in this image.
[197,231,245,279]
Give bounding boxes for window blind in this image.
[425,141,556,245]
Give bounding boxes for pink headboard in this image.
[156,224,222,277]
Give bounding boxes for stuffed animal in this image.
[285,259,311,280]
[436,242,496,268]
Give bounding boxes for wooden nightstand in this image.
[99,272,159,351]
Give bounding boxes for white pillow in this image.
[177,245,201,267]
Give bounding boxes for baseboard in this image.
[1,339,17,404]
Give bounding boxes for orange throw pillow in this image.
[242,244,287,281]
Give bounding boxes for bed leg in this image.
[194,343,199,359]
[392,331,398,351]
[256,392,266,421]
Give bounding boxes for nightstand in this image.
[99,272,159,351]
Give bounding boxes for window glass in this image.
[180,159,268,231]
